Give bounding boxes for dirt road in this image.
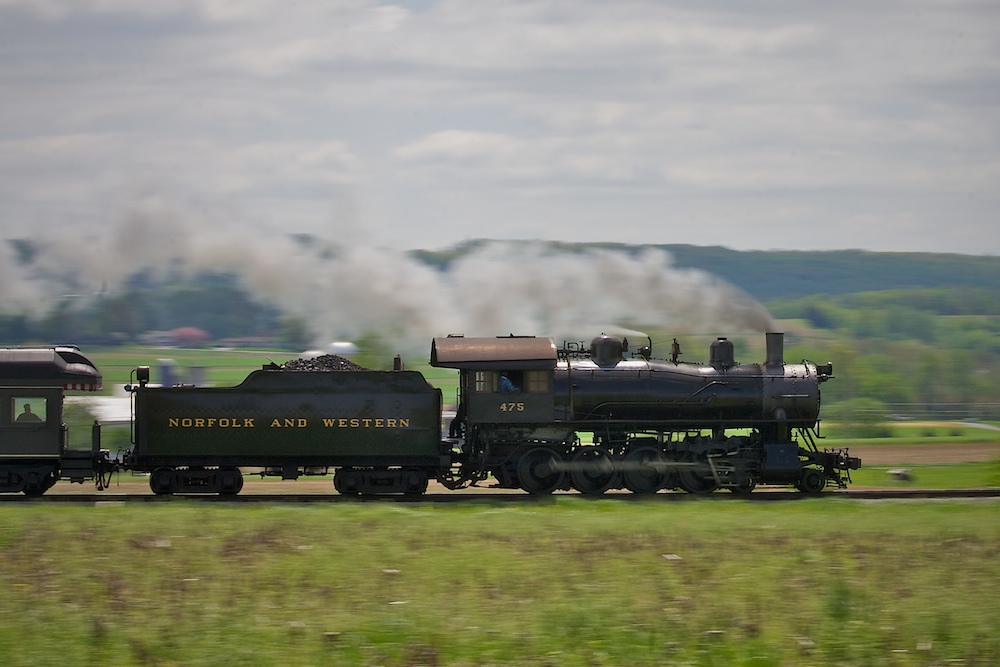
[845,442,1000,465]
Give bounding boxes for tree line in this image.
[0,272,314,351]
[772,287,1000,421]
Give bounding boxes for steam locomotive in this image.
[0,333,859,496]
[433,332,857,494]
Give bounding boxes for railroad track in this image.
[4,488,999,503]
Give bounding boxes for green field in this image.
[824,422,1000,445]
[83,345,463,401]
[1,500,998,666]
[851,462,1000,489]
[86,346,306,389]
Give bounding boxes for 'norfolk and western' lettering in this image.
[167,416,410,428]
[168,417,255,428]
[320,418,409,428]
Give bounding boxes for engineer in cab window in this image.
[14,399,45,423]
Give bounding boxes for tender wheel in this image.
[622,446,668,494]
[334,468,361,495]
[218,467,244,495]
[403,468,429,495]
[569,446,617,495]
[798,469,827,493]
[150,467,177,495]
[516,447,565,495]
[23,472,56,497]
[2,472,25,494]
[677,454,718,494]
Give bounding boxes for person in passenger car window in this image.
[499,375,519,392]
[16,403,43,422]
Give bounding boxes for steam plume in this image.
[2,200,775,353]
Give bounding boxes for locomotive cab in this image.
[464,367,555,423]
[431,335,558,428]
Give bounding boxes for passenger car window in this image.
[12,397,46,424]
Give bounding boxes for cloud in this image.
[0,0,997,255]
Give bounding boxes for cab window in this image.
[525,370,550,393]
[497,371,523,393]
[474,371,497,393]
[11,397,47,424]
[473,370,550,394]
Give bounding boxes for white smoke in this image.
[442,243,775,343]
[1,200,775,353]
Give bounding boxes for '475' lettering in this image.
[500,402,525,412]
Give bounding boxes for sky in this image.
[1,0,998,349]
[2,0,998,257]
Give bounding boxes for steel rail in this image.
[3,488,999,503]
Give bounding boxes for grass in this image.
[2,499,999,666]
[87,346,297,389]
[822,421,1000,445]
[850,462,1000,489]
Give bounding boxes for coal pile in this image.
[280,355,370,372]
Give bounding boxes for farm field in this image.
[2,499,998,666]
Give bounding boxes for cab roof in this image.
[430,336,558,370]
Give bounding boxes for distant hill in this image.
[414,242,1000,302]
[658,246,1000,301]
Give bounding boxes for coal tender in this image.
[125,355,443,495]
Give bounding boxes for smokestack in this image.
[765,332,784,366]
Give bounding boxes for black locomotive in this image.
[0,333,859,496]
[433,332,858,494]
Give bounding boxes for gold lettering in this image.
[318,416,412,428]
[167,416,253,428]
[157,416,425,429]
